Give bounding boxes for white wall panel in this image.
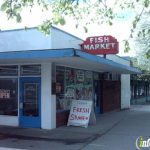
[121,74,131,109]
[0,116,18,126]
[0,28,52,52]
[41,63,56,129]
[51,27,83,49]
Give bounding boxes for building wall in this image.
[0,28,52,52]
[41,63,56,129]
[121,75,131,109]
[106,55,130,66]
[0,27,133,128]
[102,80,121,113]
[56,111,69,127]
[0,27,81,128]
[0,116,18,126]
[106,55,131,109]
[0,27,82,52]
[0,63,56,129]
[51,27,83,49]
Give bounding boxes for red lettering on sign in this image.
[69,114,89,121]
[73,107,90,113]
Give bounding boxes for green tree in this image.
[132,12,150,69]
[131,57,150,82]
[0,0,117,34]
[1,0,150,57]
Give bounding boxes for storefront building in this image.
[0,27,140,129]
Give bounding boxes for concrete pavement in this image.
[0,105,150,150]
[83,105,150,150]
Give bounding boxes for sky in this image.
[0,1,136,56]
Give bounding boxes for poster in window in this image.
[0,89,10,99]
[76,70,84,83]
[65,68,75,85]
[76,86,93,100]
[56,83,62,94]
[56,66,65,82]
[85,71,92,79]
[65,87,75,99]
[93,73,99,80]
[85,86,93,100]
[0,78,18,116]
[76,86,83,100]
[85,71,92,85]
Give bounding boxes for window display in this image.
[56,66,93,111]
[56,66,65,110]
[0,78,18,116]
[65,68,75,85]
[76,70,84,83]
[76,70,93,100]
[64,68,76,110]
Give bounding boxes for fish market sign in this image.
[81,36,119,55]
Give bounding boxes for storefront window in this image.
[56,66,65,110]
[0,66,18,76]
[56,66,93,111]
[84,71,93,100]
[76,70,85,100]
[76,70,93,100]
[20,65,41,76]
[0,78,18,116]
[64,68,76,110]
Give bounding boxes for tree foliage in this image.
[128,12,150,71]
[131,57,150,82]
[0,0,118,34]
[1,0,150,57]
[136,13,150,55]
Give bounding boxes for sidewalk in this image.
[0,109,129,150]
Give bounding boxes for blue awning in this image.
[0,48,141,74]
[75,50,141,74]
[0,49,74,59]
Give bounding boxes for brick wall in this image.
[101,80,121,113]
[56,111,69,127]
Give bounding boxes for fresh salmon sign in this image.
[67,100,92,128]
[81,36,119,55]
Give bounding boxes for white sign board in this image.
[67,100,93,128]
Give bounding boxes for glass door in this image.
[19,77,41,128]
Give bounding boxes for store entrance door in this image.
[19,77,41,128]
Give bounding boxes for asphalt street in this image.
[0,105,150,150]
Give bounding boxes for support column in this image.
[121,74,131,109]
[41,63,56,129]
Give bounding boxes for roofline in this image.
[0,27,37,33]
[0,25,83,41]
[107,54,131,62]
[0,48,75,54]
[52,26,83,41]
